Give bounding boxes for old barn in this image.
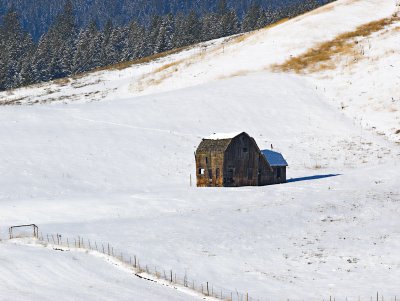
[195,132,288,187]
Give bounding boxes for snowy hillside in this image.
[0,239,203,301]
[0,0,399,300]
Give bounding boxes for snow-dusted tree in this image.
[157,14,175,53]
[124,20,147,60]
[181,10,201,46]
[0,7,34,90]
[241,3,263,32]
[72,20,102,73]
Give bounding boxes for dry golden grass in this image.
[153,59,185,74]
[54,77,71,86]
[233,34,248,44]
[266,18,289,29]
[94,46,190,73]
[133,48,212,91]
[232,18,289,44]
[218,69,251,80]
[274,17,400,74]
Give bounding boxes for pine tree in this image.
[0,7,31,90]
[125,20,146,60]
[43,0,78,78]
[241,3,262,32]
[221,9,239,37]
[182,10,201,46]
[152,14,174,54]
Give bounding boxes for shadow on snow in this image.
[287,174,341,183]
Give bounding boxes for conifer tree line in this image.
[0,0,332,92]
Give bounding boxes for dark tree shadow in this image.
[287,174,341,183]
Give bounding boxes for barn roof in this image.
[197,132,245,153]
[196,138,233,152]
[261,150,288,167]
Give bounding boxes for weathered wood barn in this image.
[195,132,288,187]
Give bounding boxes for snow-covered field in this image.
[0,0,399,300]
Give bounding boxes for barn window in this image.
[198,168,205,175]
[216,168,220,178]
[243,148,248,153]
[227,167,234,183]
[205,157,208,164]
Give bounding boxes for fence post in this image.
[207,282,209,296]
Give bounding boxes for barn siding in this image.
[196,151,224,187]
[271,166,287,184]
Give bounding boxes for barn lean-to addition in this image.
[195,132,288,187]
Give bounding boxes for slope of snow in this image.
[306,21,400,143]
[0,73,399,300]
[0,0,397,141]
[0,239,202,301]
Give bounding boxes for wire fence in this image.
[37,231,254,301]
[4,225,399,301]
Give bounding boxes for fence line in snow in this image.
[37,231,252,301]
[4,227,399,301]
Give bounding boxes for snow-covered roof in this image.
[205,132,243,140]
[261,149,288,167]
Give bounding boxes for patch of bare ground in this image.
[54,77,71,86]
[232,18,289,44]
[134,17,295,91]
[71,79,102,89]
[92,46,191,73]
[0,97,27,106]
[218,70,252,81]
[273,17,400,74]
